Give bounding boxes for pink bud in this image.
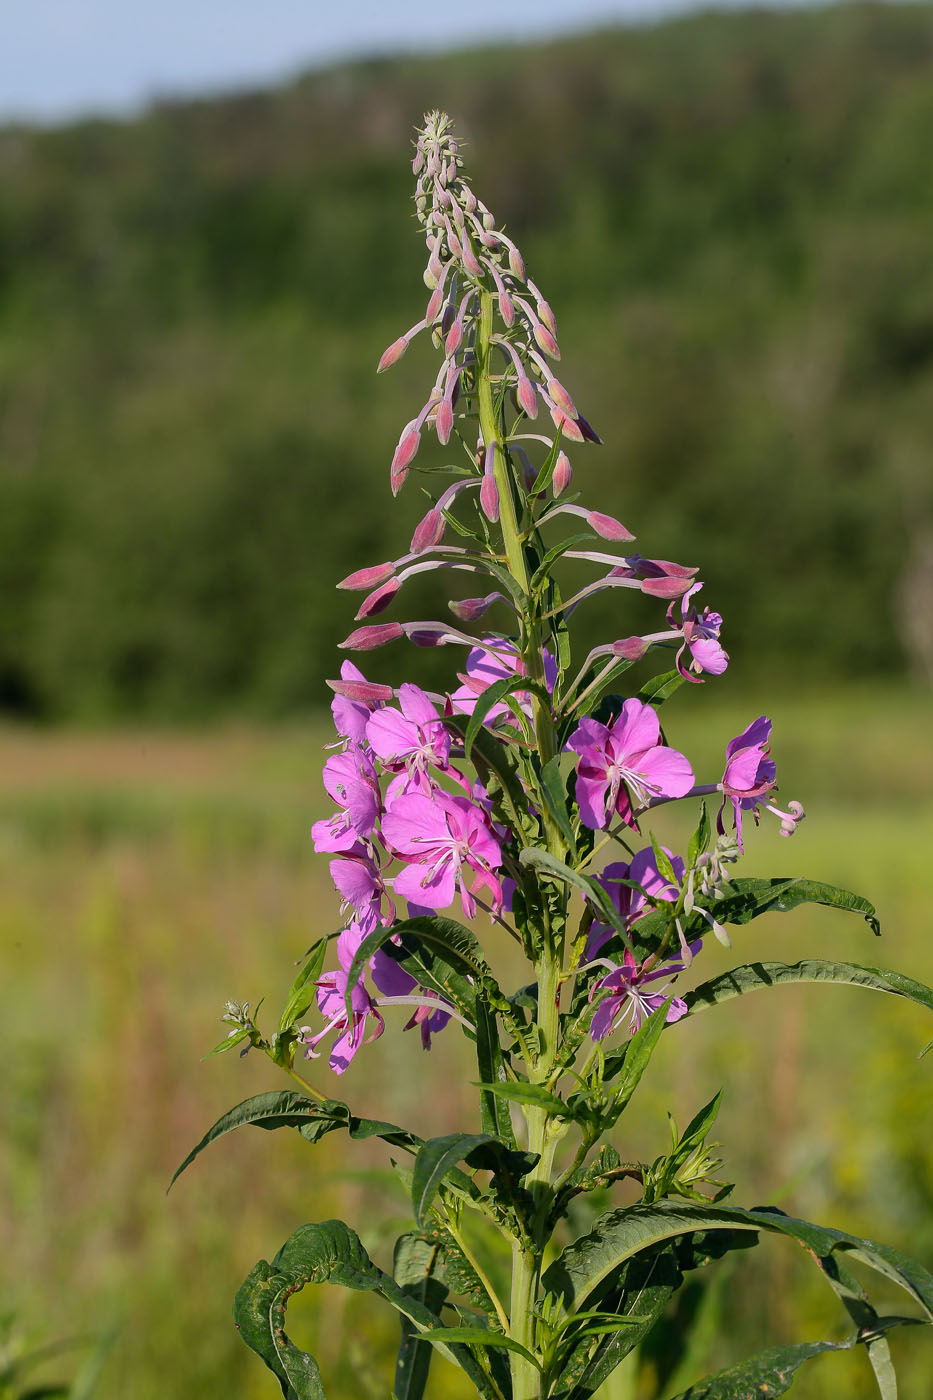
[551,408,584,442]
[517,376,538,420]
[508,245,525,279]
[536,298,557,337]
[339,622,404,651]
[480,474,500,522]
[392,426,421,480]
[552,451,573,496]
[445,321,462,357]
[588,511,635,542]
[612,636,650,660]
[411,509,445,553]
[462,241,482,278]
[377,336,408,373]
[642,577,692,599]
[498,290,515,327]
[337,561,395,592]
[448,592,503,622]
[533,323,560,360]
[462,186,477,214]
[425,286,443,322]
[327,676,394,702]
[391,463,410,496]
[447,230,462,258]
[478,229,499,249]
[412,149,424,176]
[435,398,454,445]
[547,378,576,418]
[356,578,401,619]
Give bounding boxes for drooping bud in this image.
[391,424,421,494]
[588,511,635,542]
[547,378,576,419]
[411,509,445,554]
[425,285,444,322]
[517,376,538,420]
[528,281,558,336]
[552,451,573,496]
[612,636,650,660]
[355,578,401,619]
[337,561,396,592]
[642,576,694,599]
[480,473,500,522]
[533,322,561,360]
[445,320,462,357]
[576,414,603,444]
[448,592,505,622]
[461,236,482,279]
[327,676,394,702]
[550,407,584,442]
[377,336,409,373]
[435,397,454,445]
[339,622,405,651]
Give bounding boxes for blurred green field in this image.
[2,685,931,1398]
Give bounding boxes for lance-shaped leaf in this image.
[567,994,670,1129]
[411,1132,500,1226]
[519,847,635,954]
[475,1079,573,1119]
[474,992,516,1145]
[666,1335,863,1399]
[345,915,488,1025]
[462,673,550,762]
[706,877,882,936]
[637,668,687,707]
[170,1091,419,1188]
[278,940,328,1031]
[393,1233,449,1400]
[682,960,933,1033]
[538,754,578,859]
[234,1219,502,1400]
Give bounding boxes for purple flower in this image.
[365,683,450,797]
[382,789,503,918]
[451,639,557,721]
[311,744,381,853]
[567,700,694,830]
[588,845,685,957]
[301,925,384,1074]
[330,660,386,744]
[718,717,804,849]
[329,846,394,933]
[672,583,729,680]
[590,946,697,1040]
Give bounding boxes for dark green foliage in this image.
[2,4,933,716]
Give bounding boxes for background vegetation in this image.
[2,4,932,1398]
[0,2,931,717]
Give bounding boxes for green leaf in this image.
[519,846,635,954]
[683,959,933,1032]
[279,941,327,1031]
[345,915,490,1026]
[666,1336,859,1399]
[204,1026,252,1057]
[572,995,671,1127]
[393,1235,449,1400]
[234,1220,502,1400]
[539,754,578,859]
[529,533,597,590]
[475,1080,572,1118]
[393,1229,498,1319]
[411,1133,498,1226]
[648,831,678,887]
[687,801,710,868]
[170,1091,419,1188]
[420,1327,542,1368]
[463,673,549,762]
[530,430,564,495]
[637,668,686,707]
[708,876,881,936]
[474,996,516,1146]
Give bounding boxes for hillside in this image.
[1,2,931,716]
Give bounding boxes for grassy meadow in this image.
[2,684,931,1398]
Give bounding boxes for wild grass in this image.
[1,684,930,1398]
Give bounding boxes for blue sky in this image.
[2,0,811,123]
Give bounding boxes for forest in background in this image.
[0,2,931,717]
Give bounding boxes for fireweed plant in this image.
[174,114,933,1400]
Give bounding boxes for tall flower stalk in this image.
[174,113,933,1400]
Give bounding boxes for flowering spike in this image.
[339,622,404,651]
[337,561,395,592]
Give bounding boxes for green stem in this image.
[444,1210,512,1335]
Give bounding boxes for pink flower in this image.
[589,946,697,1040]
[330,660,386,744]
[382,789,503,918]
[365,683,450,797]
[370,950,451,1050]
[587,845,685,957]
[672,583,729,680]
[718,717,803,850]
[329,846,394,933]
[450,640,557,720]
[311,745,381,853]
[567,700,694,830]
[301,926,384,1074]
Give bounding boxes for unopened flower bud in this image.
[411,509,445,553]
[445,321,462,357]
[448,592,504,621]
[441,301,456,335]
[435,397,454,445]
[642,576,693,599]
[391,425,421,485]
[588,511,635,542]
[551,408,584,442]
[339,622,404,651]
[507,244,525,279]
[337,561,396,592]
[552,451,573,496]
[461,239,482,278]
[547,378,576,418]
[480,473,500,522]
[612,636,650,660]
[356,578,401,619]
[498,289,515,326]
[576,414,603,444]
[462,185,476,213]
[535,297,557,338]
[517,376,538,420]
[412,148,425,176]
[377,336,409,373]
[533,323,561,360]
[425,285,444,322]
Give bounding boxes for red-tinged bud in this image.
[327,676,394,702]
[425,286,443,322]
[576,414,603,444]
[462,186,477,213]
[462,241,482,278]
[613,636,650,660]
[406,627,451,648]
[337,561,396,591]
[478,229,499,248]
[588,511,635,542]
[547,378,576,417]
[445,321,462,357]
[533,323,561,360]
[517,376,538,420]
[642,577,693,599]
[377,336,408,373]
[391,426,421,481]
[356,578,401,619]
[508,245,525,279]
[551,408,584,442]
[411,509,445,553]
[536,299,557,337]
[480,473,500,522]
[412,149,425,176]
[448,230,462,258]
[339,622,404,651]
[435,398,454,445]
[427,248,443,282]
[449,592,504,622]
[552,451,573,496]
[391,463,409,496]
[499,290,515,326]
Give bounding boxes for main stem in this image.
[477,290,565,1400]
